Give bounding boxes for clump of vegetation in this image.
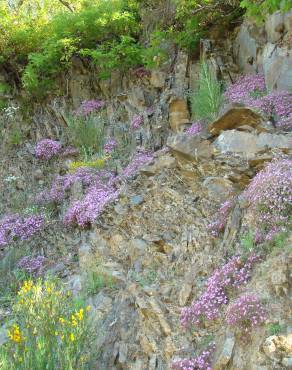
[226,294,267,340]
[67,112,106,159]
[0,279,94,370]
[242,158,292,244]
[3,0,286,99]
[240,0,292,22]
[191,62,223,122]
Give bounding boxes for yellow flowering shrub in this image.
[68,158,107,172]
[1,279,93,370]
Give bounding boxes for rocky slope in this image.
[0,9,292,370]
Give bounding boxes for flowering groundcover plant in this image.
[172,342,216,370]
[35,139,62,160]
[0,214,44,247]
[225,74,292,130]
[242,158,292,243]
[37,150,154,227]
[226,294,267,340]
[180,254,260,328]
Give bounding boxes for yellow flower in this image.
[86,305,91,312]
[33,327,37,335]
[55,331,59,336]
[71,314,78,327]
[8,324,22,343]
[59,317,65,324]
[69,333,75,342]
[19,280,33,295]
[76,308,84,321]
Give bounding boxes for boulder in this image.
[140,154,176,176]
[203,177,234,203]
[169,98,190,132]
[208,105,263,135]
[214,130,292,158]
[263,334,292,363]
[167,133,214,161]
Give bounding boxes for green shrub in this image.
[66,114,105,158]
[81,36,142,79]
[191,62,223,122]
[141,30,170,69]
[240,0,292,22]
[0,279,94,370]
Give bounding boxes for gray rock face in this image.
[214,130,292,158]
[262,42,292,91]
[167,133,214,160]
[214,335,235,370]
[265,11,286,43]
[234,11,292,91]
[234,22,265,74]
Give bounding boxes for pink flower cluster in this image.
[226,294,266,335]
[63,172,119,227]
[276,113,292,131]
[180,254,260,328]
[122,150,153,177]
[172,343,216,370]
[104,138,117,153]
[207,199,234,236]
[37,167,96,204]
[225,74,292,127]
[35,139,62,160]
[38,150,153,227]
[0,214,44,246]
[225,74,266,103]
[242,158,292,243]
[17,255,46,276]
[185,122,202,136]
[131,114,144,129]
[75,99,105,117]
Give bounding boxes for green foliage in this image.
[66,114,105,158]
[240,0,292,22]
[81,36,142,79]
[240,230,255,253]
[1,0,141,96]
[191,62,223,121]
[0,279,94,370]
[267,323,283,336]
[141,30,170,69]
[84,271,115,296]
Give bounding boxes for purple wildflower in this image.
[0,214,44,246]
[172,343,216,370]
[122,150,153,178]
[225,74,292,126]
[75,100,105,117]
[225,74,266,103]
[180,254,260,328]
[131,114,144,129]
[207,199,234,236]
[226,294,266,337]
[17,256,46,276]
[35,139,62,160]
[242,158,292,242]
[186,122,202,136]
[104,138,117,153]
